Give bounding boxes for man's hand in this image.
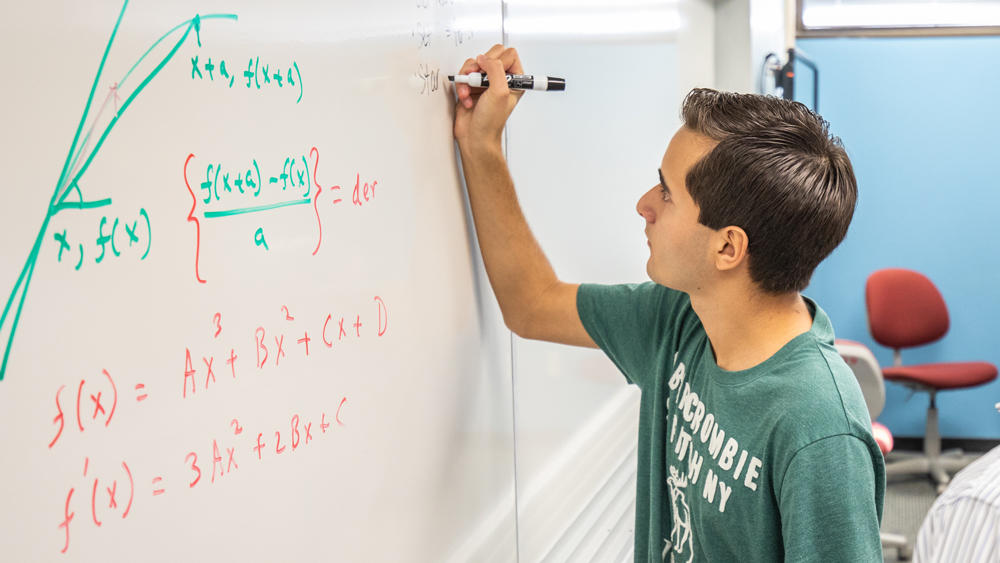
[453,45,524,152]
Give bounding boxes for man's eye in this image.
[659,185,671,201]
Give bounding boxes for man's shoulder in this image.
[761,344,882,505]
[578,280,680,307]
[763,335,876,454]
[578,281,700,337]
[576,282,703,387]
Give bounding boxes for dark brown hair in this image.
[681,88,857,294]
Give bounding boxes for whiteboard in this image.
[0,1,516,561]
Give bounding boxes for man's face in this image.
[636,126,719,291]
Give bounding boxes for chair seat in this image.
[872,422,893,455]
[882,361,998,390]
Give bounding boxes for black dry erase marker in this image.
[447,73,565,91]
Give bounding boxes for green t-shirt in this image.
[577,282,885,562]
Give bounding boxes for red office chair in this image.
[866,268,998,493]
[836,339,912,560]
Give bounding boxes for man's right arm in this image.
[453,46,595,348]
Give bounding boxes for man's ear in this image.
[714,225,749,272]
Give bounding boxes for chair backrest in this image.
[835,339,886,418]
[865,268,949,349]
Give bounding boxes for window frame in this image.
[796,0,1000,37]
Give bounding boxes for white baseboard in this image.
[444,386,640,563]
[519,386,641,563]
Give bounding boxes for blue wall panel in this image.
[795,36,1000,439]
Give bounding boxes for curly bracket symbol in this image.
[310,146,323,255]
[183,153,206,283]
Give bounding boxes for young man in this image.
[454,45,884,562]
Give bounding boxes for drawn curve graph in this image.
[0,1,238,381]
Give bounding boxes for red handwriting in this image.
[226,348,238,378]
[183,296,388,399]
[184,406,344,489]
[309,146,339,256]
[375,296,389,336]
[186,452,201,488]
[183,153,206,284]
[58,488,74,553]
[52,403,350,555]
[59,460,135,553]
[49,385,67,448]
[48,370,122,448]
[210,439,225,483]
[47,296,369,554]
[183,349,197,398]
[336,397,347,426]
[352,172,377,206]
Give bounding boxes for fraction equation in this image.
[181,146,380,283]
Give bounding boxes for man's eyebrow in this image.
[658,169,670,193]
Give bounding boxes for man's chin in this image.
[647,267,683,292]
[646,265,667,287]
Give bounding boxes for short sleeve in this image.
[576,282,684,389]
[778,434,884,562]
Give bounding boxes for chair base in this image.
[886,450,974,494]
[882,531,912,560]
[884,403,976,494]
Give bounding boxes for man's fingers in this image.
[498,47,523,74]
[477,55,510,96]
[484,44,505,58]
[482,45,524,74]
[458,88,483,109]
[459,57,479,75]
[456,78,472,101]
[456,57,481,101]
[457,46,523,109]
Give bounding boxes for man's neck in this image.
[689,288,813,372]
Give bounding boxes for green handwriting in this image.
[204,198,311,218]
[0,1,237,381]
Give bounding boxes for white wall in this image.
[715,0,790,93]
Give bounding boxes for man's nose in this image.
[636,186,657,222]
